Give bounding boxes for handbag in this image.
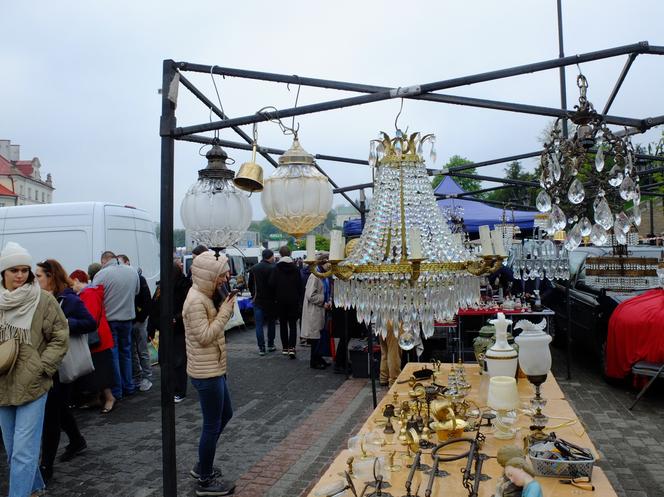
[0,338,19,376]
[59,333,95,383]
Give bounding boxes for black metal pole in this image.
[367,327,377,409]
[602,53,638,115]
[565,279,572,380]
[556,0,569,139]
[649,199,655,236]
[159,59,178,497]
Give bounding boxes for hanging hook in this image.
[394,96,405,132]
[287,77,302,138]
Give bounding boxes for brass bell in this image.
[233,143,264,192]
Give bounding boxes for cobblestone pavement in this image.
[1,326,663,496]
[551,346,664,497]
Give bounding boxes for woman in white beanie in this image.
[183,251,236,496]
[0,242,69,497]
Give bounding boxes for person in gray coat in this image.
[92,251,139,400]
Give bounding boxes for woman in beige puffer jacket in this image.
[182,252,236,495]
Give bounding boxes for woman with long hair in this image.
[69,269,116,414]
[183,252,236,496]
[0,243,69,497]
[35,259,96,483]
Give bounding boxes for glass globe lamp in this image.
[180,143,252,252]
[261,136,333,238]
[515,321,552,440]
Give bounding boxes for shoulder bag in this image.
[57,297,95,383]
[0,338,19,376]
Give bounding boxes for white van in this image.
[0,202,160,292]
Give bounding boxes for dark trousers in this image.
[279,315,298,350]
[41,377,84,469]
[191,375,233,480]
[173,333,188,398]
[309,339,324,367]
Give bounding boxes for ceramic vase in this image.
[472,325,495,373]
[485,313,518,378]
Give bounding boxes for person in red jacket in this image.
[70,269,116,414]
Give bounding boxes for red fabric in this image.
[78,285,114,353]
[605,289,664,379]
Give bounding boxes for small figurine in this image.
[494,446,525,497]
[504,457,543,497]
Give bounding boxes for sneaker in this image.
[288,349,296,359]
[190,462,222,480]
[174,395,186,404]
[258,349,266,356]
[282,349,289,355]
[196,477,236,496]
[139,378,153,392]
[267,346,276,352]
[59,439,87,462]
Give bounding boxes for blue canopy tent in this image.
[435,176,536,233]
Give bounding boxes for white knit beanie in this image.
[0,242,33,273]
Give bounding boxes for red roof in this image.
[14,160,33,177]
[0,155,13,175]
[0,184,16,196]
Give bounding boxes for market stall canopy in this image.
[435,176,536,233]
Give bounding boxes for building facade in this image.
[0,139,54,206]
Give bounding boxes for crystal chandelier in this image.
[333,131,481,350]
[536,74,640,250]
[510,237,570,281]
[181,141,254,251]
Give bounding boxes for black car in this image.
[544,245,663,371]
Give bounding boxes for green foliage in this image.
[294,235,330,251]
[431,155,480,193]
[484,161,537,206]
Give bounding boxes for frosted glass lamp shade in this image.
[487,376,519,411]
[181,178,252,249]
[261,138,333,238]
[515,329,552,376]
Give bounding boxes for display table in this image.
[308,363,617,497]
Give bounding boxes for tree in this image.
[431,155,480,193]
[484,161,537,206]
[294,235,330,251]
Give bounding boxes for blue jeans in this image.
[254,305,275,351]
[191,376,233,480]
[0,393,48,497]
[109,320,135,399]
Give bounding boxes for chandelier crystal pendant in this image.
[261,136,333,238]
[334,131,480,350]
[180,142,253,251]
[537,74,640,250]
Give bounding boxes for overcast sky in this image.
[2,1,663,228]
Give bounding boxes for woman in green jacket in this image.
[0,243,69,497]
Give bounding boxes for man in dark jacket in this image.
[118,254,153,392]
[269,246,303,359]
[248,249,277,356]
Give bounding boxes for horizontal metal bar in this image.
[173,42,650,137]
[646,45,664,55]
[436,194,535,211]
[641,181,664,190]
[333,182,374,194]
[446,171,540,187]
[454,184,516,198]
[641,115,664,129]
[177,63,643,127]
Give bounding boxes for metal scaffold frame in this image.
[158,31,664,497]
